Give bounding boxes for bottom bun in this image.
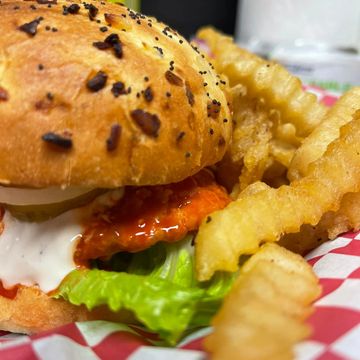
[0,286,89,334]
[0,286,138,335]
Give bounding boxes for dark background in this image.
[141,0,238,39]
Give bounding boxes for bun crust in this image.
[0,286,138,334]
[0,287,89,334]
[0,0,231,188]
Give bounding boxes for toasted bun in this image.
[0,287,89,334]
[0,0,231,188]
[0,286,138,334]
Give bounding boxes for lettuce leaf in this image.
[54,236,235,344]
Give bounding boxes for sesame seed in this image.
[18,18,42,36]
[87,71,108,92]
[143,86,153,102]
[111,81,127,97]
[42,132,72,150]
[46,92,54,101]
[87,3,99,20]
[185,84,194,106]
[104,33,123,58]
[65,3,80,14]
[93,41,112,50]
[106,124,122,151]
[176,131,185,142]
[154,46,164,56]
[131,109,161,137]
[207,100,221,119]
[165,71,183,86]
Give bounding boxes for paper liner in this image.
[0,231,359,359]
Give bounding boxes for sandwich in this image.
[0,0,233,343]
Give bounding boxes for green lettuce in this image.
[54,236,235,344]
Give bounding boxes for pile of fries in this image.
[194,28,360,359]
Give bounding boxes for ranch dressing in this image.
[0,209,81,293]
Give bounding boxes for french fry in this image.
[289,87,360,180]
[280,88,360,253]
[197,27,327,137]
[196,110,360,281]
[280,192,360,255]
[205,243,321,360]
[223,85,273,191]
[216,84,297,192]
[202,27,322,192]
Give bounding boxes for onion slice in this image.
[0,186,96,206]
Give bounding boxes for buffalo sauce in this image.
[75,170,231,263]
[0,282,18,299]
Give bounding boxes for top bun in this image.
[0,0,232,188]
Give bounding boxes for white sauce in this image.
[0,209,82,293]
[0,188,125,293]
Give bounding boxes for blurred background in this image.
[142,0,238,38]
[135,0,360,92]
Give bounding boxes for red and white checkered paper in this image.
[0,231,359,360]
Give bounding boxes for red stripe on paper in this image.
[308,307,360,344]
[92,331,150,359]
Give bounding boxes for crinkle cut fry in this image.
[280,89,360,252]
[289,87,360,180]
[197,27,327,137]
[196,110,360,281]
[280,191,360,256]
[205,243,321,360]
